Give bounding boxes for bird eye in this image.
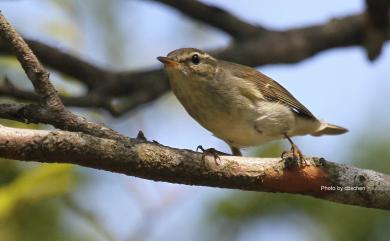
[191,54,200,64]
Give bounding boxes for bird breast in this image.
[167,69,293,146]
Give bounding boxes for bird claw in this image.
[196,145,228,165]
[281,144,303,160]
[281,144,306,168]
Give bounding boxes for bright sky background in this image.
[0,0,389,240]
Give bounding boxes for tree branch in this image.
[0,10,388,211]
[0,12,127,141]
[152,0,268,39]
[0,39,110,88]
[364,0,390,60]
[216,14,366,65]
[0,13,378,116]
[0,77,117,113]
[0,13,64,110]
[0,125,388,210]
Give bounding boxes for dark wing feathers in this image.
[224,61,315,119]
[255,72,315,118]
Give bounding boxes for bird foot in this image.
[281,143,303,160]
[196,145,229,165]
[281,144,306,168]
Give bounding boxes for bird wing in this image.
[223,61,315,119]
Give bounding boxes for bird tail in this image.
[311,123,348,136]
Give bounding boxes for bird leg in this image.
[229,145,242,156]
[282,134,304,161]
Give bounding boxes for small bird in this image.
[157,48,347,158]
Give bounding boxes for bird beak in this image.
[157,56,179,68]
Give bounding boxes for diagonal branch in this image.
[0,13,64,110]
[0,125,388,210]
[0,12,127,141]
[152,0,268,39]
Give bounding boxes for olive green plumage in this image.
[158,48,347,156]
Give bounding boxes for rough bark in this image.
[0,125,388,210]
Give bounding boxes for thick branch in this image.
[152,0,267,39]
[0,125,388,210]
[366,0,390,29]
[216,15,365,65]
[364,0,390,60]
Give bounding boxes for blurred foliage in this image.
[0,0,124,239]
[0,162,78,241]
[48,0,127,66]
[0,143,109,241]
[0,123,103,241]
[211,133,390,241]
[0,164,74,220]
[0,117,81,240]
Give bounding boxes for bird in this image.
[157,48,348,158]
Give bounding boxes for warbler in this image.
[157,48,347,158]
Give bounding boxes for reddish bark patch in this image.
[262,165,333,196]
